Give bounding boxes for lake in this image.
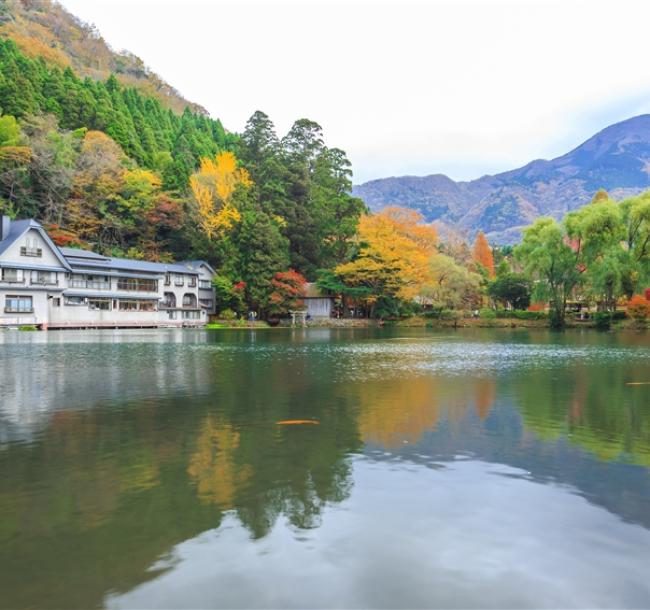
[1,328,650,609]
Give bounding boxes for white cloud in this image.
[59,0,650,183]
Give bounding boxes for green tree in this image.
[487,273,531,310]
[514,218,582,328]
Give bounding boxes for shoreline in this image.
[205,317,647,332]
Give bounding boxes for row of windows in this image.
[59,297,157,311]
[4,294,208,314]
[166,310,201,320]
[1,269,57,285]
[164,273,197,287]
[2,269,209,294]
[161,293,198,308]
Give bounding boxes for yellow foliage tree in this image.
[335,207,437,312]
[190,151,251,238]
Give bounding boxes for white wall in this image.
[1,228,64,268]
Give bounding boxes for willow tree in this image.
[514,217,582,328]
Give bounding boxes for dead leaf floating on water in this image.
[276,420,320,425]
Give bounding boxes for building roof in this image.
[61,247,199,275]
[1,218,202,277]
[304,282,333,299]
[0,219,72,270]
[180,260,216,275]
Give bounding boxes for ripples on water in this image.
[1,328,649,609]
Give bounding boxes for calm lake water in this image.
[1,328,650,609]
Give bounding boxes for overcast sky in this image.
[60,0,650,184]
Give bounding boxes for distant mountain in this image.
[0,0,206,115]
[353,115,650,243]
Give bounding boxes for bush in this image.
[627,295,650,325]
[479,308,497,319]
[219,308,237,321]
[512,310,546,320]
[593,311,612,331]
[18,324,37,331]
[495,309,546,320]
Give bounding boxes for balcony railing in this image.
[30,279,59,286]
[69,279,110,290]
[0,277,25,284]
[20,246,42,257]
[116,280,158,292]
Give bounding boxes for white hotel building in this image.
[0,215,217,329]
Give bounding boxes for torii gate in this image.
[289,310,307,327]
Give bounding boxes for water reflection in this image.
[106,458,650,610]
[0,328,649,609]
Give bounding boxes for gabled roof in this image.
[181,260,216,275]
[0,219,72,271]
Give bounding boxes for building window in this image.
[174,274,184,286]
[65,296,87,306]
[70,274,110,289]
[162,292,176,308]
[1,268,23,283]
[5,295,33,313]
[182,293,197,308]
[88,298,111,311]
[51,298,60,307]
[30,270,57,286]
[164,273,171,286]
[188,276,197,287]
[199,280,212,289]
[20,237,42,257]
[199,299,213,310]
[182,310,200,319]
[118,299,156,312]
[116,277,158,292]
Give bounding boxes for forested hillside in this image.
[0,12,366,314]
[0,0,205,114]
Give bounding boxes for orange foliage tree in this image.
[472,231,495,278]
[190,151,251,238]
[335,206,437,314]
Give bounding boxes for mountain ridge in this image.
[353,114,650,243]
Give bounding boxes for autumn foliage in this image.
[268,270,307,315]
[335,207,437,310]
[472,231,495,277]
[627,295,650,321]
[190,151,251,238]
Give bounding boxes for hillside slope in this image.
[353,115,650,243]
[0,0,206,115]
